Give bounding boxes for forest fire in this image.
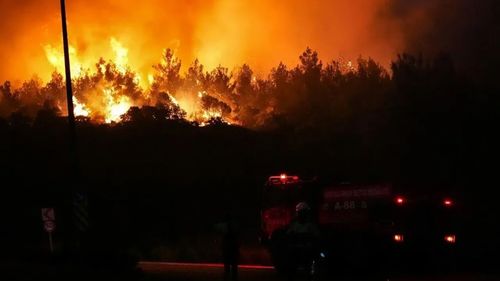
[0,1,497,279]
[104,89,131,123]
[73,97,89,117]
[43,37,136,123]
[0,0,493,128]
[0,40,384,127]
[36,36,231,124]
[0,0,405,126]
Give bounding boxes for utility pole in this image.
[60,0,78,170]
[60,0,89,247]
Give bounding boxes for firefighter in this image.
[286,202,321,280]
[221,213,239,281]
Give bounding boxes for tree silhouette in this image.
[207,65,233,99]
[8,110,32,128]
[185,59,207,92]
[201,95,231,118]
[121,102,186,124]
[33,101,63,128]
[152,48,183,95]
[0,81,18,117]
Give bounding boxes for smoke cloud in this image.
[384,0,499,78]
[0,0,496,83]
[0,0,402,83]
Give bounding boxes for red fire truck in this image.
[261,174,459,274]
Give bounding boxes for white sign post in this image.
[41,208,56,253]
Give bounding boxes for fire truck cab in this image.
[260,174,460,274]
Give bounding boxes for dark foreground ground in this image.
[141,262,499,281]
[2,259,499,281]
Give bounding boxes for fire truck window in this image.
[263,184,304,209]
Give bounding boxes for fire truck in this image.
[260,174,459,274]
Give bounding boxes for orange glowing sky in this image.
[0,0,405,84]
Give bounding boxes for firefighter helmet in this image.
[295,202,311,214]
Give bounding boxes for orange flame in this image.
[41,37,234,124]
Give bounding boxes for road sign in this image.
[41,208,56,253]
[44,220,56,233]
[41,208,55,222]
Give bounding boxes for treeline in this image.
[0,48,486,128]
[0,48,495,186]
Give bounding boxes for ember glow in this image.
[42,37,143,123]
[38,33,230,124]
[73,97,90,117]
[23,31,244,124]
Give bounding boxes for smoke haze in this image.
[0,0,400,83]
[0,0,496,83]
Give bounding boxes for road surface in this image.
[139,261,499,281]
